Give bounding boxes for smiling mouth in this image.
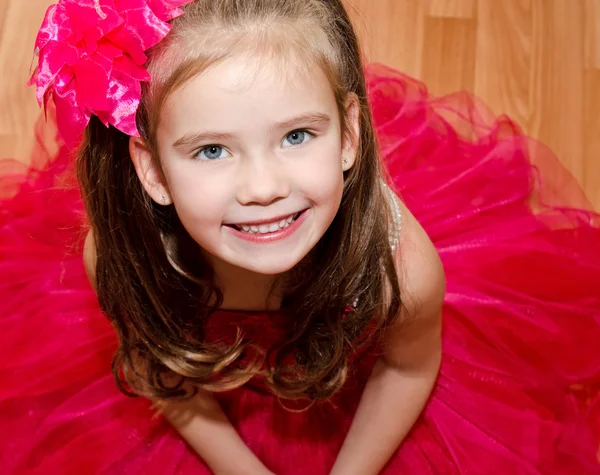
[226,211,304,235]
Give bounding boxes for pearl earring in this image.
[160,194,168,204]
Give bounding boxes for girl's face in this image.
[134,54,358,278]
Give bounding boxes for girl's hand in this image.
[215,465,275,475]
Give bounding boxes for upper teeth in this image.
[239,214,296,234]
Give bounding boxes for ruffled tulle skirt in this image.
[1,65,599,474]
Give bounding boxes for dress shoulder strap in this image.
[381,180,403,252]
[350,180,403,310]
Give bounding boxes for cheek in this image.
[298,139,345,203]
[163,163,228,226]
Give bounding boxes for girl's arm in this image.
[330,203,445,475]
[82,230,274,475]
[157,390,275,475]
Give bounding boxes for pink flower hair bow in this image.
[28,0,193,149]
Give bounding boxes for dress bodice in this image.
[204,308,290,349]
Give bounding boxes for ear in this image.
[129,137,172,206]
[341,93,360,172]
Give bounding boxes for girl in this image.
[1,0,599,474]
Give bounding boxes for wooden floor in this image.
[1,0,598,209]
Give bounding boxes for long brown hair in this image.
[77,0,402,403]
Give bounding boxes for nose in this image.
[237,154,291,205]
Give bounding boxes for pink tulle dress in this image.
[1,65,599,474]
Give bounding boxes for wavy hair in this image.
[77,0,402,404]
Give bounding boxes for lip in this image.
[224,209,309,244]
[226,211,302,227]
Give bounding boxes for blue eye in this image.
[194,145,230,161]
[283,130,314,147]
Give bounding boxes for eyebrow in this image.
[172,112,332,150]
[276,112,331,131]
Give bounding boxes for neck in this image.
[208,259,283,311]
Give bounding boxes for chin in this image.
[236,258,301,276]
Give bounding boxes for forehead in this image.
[160,53,338,131]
